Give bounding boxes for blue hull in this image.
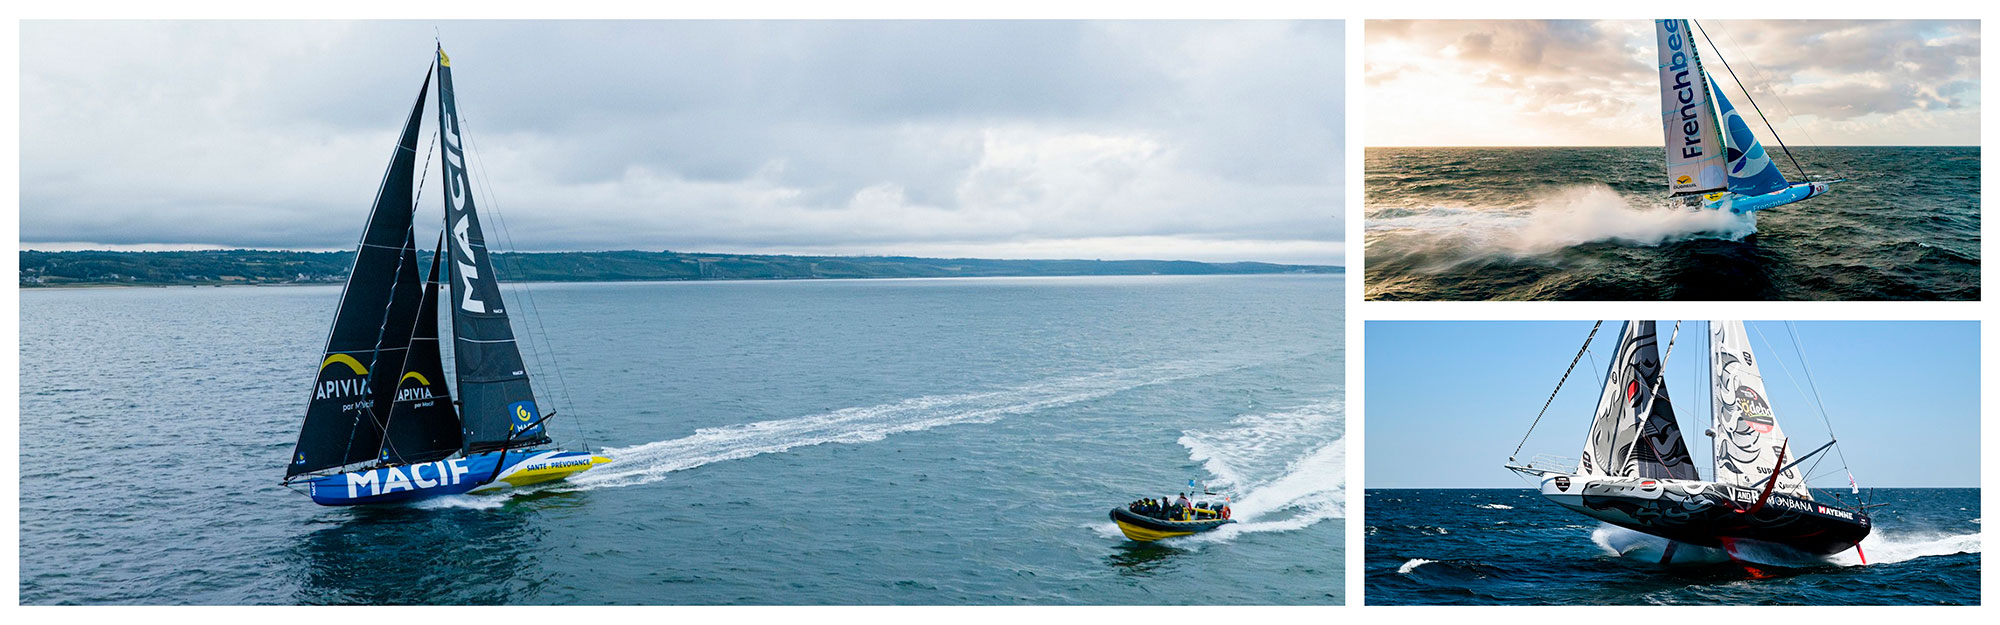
[303,449,607,506]
[1702,180,1836,214]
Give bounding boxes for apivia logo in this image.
[396,371,435,402]
[315,354,372,400]
[345,457,473,498]
[1661,21,1706,162]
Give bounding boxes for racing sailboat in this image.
[1656,19,1840,214]
[1506,321,1871,562]
[283,47,608,506]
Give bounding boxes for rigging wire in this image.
[1708,20,1832,176]
[1747,322,1855,487]
[451,90,595,453]
[1510,320,1602,463]
[1692,20,1816,182]
[371,126,443,465]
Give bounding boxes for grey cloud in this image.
[22,20,1343,264]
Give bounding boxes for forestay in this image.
[434,47,549,453]
[289,72,432,478]
[1579,321,1699,480]
[1709,320,1810,499]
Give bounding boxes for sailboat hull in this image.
[1536,474,1870,556]
[304,449,610,506]
[1702,180,1833,214]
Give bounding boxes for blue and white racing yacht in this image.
[1655,19,1839,214]
[283,47,608,506]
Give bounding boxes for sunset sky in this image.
[1366,20,1979,147]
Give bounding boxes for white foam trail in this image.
[1477,503,1514,510]
[409,494,508,511]
[1828,531,1982,566]
[1175,400,1345,543]
[1397,558,1435,574]
[1371,184,1758,263]
[568,362,1229,491]
[1592,523,1981,567]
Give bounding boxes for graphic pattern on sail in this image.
[1655,19,1727,196]
[1709,320,1810,499]
[1579,321,1698,480]
[1713,89,1791,196]
[289,72,432,478]
[377,236,465,465]
[434,47,549,452]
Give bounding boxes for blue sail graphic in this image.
[1713,86,1790,196]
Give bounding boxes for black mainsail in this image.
[434,47,549,453]
[376,236,465,465]
[1578,321,1698,480]
[288,71,433,478]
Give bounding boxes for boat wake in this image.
[1369,184,1757,268]
[565,361,1242,492]
[1174,400,1345,543]
[1592,524,1982,568]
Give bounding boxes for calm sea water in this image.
[1366,488,1980,605]
[1365,147,1980,300]
[20,274,1343,605]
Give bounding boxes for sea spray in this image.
[1176,400,1345,542]
[567,360,1244,491]
[1591,523,1981,568]
[1368,184,1758,270]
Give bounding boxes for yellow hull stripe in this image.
[496,455,612,488]
[1114,519,1197,542]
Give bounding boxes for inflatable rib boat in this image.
[1109,507,1233,542]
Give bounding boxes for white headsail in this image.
[1579,321,1698,480]
[1656,19,1727,197]
[1709,321,1810,499]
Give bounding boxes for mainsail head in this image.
[1709,321,1810,499]
[1655,19,1727,196]
[434,47,550,453]
[1579,321,1698,480]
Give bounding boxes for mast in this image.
[375,235,466,465]
[434,46,551,454]
[1655,19,1727,197]
[288,69,433,479]
[1709,320,1810,499]
[1578,321,1698,480]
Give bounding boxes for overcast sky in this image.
[21,20,1344,264]
[1367,20,1979,147]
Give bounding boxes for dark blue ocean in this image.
[1365,147,1980,300]
[1366,488,1980,605]
[19,274,1343,605]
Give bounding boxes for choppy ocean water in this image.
[1365,147,1979,300]
[19,274,1342,605]
[1366,488,1979,605]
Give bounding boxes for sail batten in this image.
[1579,321,1698,480]
[376,236,466,466]
[288,71,433,478]
[1656,19,1727,197]
[1709,321,1810,500]
[435,47,549,453]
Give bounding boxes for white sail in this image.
[1656,19,1727,196]
[1709,321,1810,499]
[1579,321,1698,480]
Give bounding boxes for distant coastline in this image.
[19,249,1340,288]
